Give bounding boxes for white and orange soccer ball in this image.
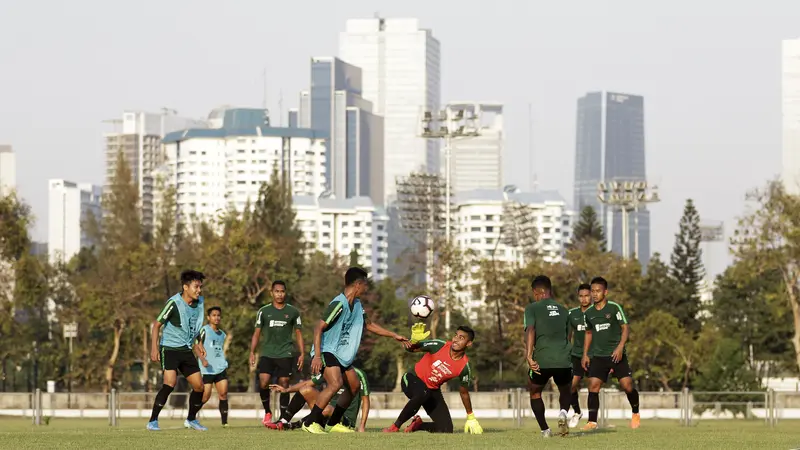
[410,295,435,319]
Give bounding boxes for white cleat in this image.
[541,428,552,438]
[568,412,582,428]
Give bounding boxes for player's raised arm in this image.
[365,313,408,342]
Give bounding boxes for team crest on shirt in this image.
[605,313,611,319]
[285,314,289,319]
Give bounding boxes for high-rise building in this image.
[339,17,441,203]
[293,195,389,280]
[783,38,800,194]
[48,179,102,264]
[297,57,384,203]
[158,107,326,227]
[573,91,650,266]
[0,145,16,196]
[104,111,206,232]
[447,102,503,193]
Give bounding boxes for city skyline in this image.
[2,1,796,279]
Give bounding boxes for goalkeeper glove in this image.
[410,323,430,343]
[464,413,483,435]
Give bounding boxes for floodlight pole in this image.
[597,180,660,259]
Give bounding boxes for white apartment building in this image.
[452,188,574,319]
[294,195,389,280]
[0,145,15,197]
[784,38,800,194]
[447,102,503,193]
[158,108,326,226]
[104,111,206,231]
[339,17,441,203]
[47,179,102,264]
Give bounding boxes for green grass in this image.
[2,417,799,449]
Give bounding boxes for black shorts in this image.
[588,355,633,383]
[322,352,352,372]
[528,367,573,387]
[258,356,294,378]
[202,369,228,384]
[161,348,200,377]
[401,372,453,433]
[572,355,586,378]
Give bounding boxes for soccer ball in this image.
[410,295,435,319]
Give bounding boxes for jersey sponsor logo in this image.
[576,324,586,331]
[547,305,558,310]
[269,320,288,327]
[595,323,611,332]
[548,310,560,317]
[428,360,453,386]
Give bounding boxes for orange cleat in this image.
[631,413,640,429]
[404,415,423,433]
[581,422,598,432]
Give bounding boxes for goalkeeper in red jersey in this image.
[383,325,483,434]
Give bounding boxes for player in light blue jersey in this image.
[302,267,409,434]
[147,270,208,431]
[198,306,230,427]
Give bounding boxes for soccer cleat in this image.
[382,424,400,433]
[302,422,327,434]
[222,423,229,428]
[568,412,582,428]
[557,410,569,437]
[541,428,552,438]
[631,413,641,429]
[266,420,285,431]
[581,421,598,432]
[262,412,273,426]
[184,419,208,431]
[330,423,355,433]
[404,415,423,433]
[146,420,160,431]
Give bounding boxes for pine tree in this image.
[669,198,705,333]
[571,206,606,250]
[348,248,360,268]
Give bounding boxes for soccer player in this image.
[249,280,304,426]
[581,276,640,431]
[566,283,592,427]
[383,326,483,435]
[303,266,408,434]
[268,366,371,432]
[147,270,208,431]
[524,275,573,438]
[197,306,229,427]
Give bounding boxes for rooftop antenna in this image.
[278,89,283,127]
[529,103,538,192]
[262,67,271,126]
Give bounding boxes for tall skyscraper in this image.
[104,111,205,232]
[339,17,441,203]
[48,179,102,264]
[297,57,384,203]
[448,102,503,193]
[783,38,800,194]
[573,91,650,266]
[0,145,16,196]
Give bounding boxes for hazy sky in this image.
[1,0,796,278]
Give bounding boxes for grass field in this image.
[2,417,799,449]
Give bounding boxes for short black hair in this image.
[531,275,552,291]
[590,277,608,289]
[457,325,476,342]
[345,267,368,286]
[181,270,205,287]
[577,283,591,292]
[207,306,221,316]
[272,280,286,290]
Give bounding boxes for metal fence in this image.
[3,388,797,427]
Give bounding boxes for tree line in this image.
[0,154,798,394]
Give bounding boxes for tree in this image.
[732,180,800,374]
[632,253,683,320]
[571,206,606,250]
[627,311,695,391]
[669,198,704,333]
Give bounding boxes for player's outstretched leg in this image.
[270,392,309,430]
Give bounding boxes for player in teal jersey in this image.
[147,270,208,431]
[197,307,229,427]
[566,283,592,428]
[303,267,409,434]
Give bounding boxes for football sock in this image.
[279,392,290,419]
[588,392,599,423]
[558,384,572,412]
[571,391,582,414]
[219,399,229,425]
[260,387,271,415]
[626,389,640,414]
[310,405,326,426]
[149,384,174,422]
[187,390,204,421]
[326,405,347,427]
[282,392,307,421]
[530,398,548,431]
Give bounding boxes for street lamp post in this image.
[63,322,77,408]
[597,180,660,259]
[420,106,481,331]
